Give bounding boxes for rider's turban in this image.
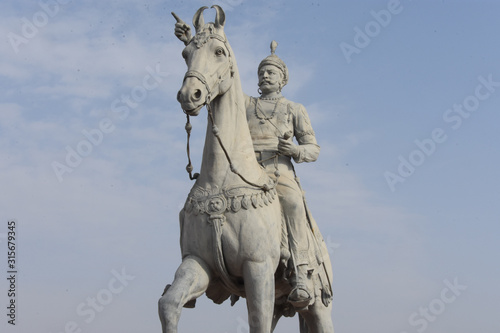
[258,40,289,87]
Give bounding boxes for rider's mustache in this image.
[258,79,274,87]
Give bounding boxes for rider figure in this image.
[244,41,319,307]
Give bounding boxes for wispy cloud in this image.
[1,1,498,332]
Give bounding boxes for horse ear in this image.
[193,6,208,33]
[211,5,225,28]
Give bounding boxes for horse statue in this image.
[158,6,334,333]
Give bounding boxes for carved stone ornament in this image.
[184,185,277,218]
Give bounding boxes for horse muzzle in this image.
[177,76,209,116]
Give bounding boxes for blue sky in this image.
[1,0,499,332]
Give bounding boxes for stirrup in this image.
[287,285,312,309]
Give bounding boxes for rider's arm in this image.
[291,103,320,163]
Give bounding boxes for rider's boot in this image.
[287,264,312,309]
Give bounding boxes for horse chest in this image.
[180,197,281,274]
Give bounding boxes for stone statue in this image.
[159,6,333,333]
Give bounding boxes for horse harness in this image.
[182,30,280,191]
[180,30,282,296]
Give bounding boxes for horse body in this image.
[178,10,281,284]
[159,6,333,333]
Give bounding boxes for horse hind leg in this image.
[158,255,210,333]
[298,301,334,333]
[299,314,308,333]
[271,303,284,332]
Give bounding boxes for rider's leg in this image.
[276,177,312,307]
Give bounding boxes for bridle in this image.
[181,33,278,191]
[183,33,234,106]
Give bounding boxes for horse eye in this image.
[215,48,225,56]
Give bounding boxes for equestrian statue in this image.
[158,6,334,333]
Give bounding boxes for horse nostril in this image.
[193,89,202,100]
[177,90,182,102]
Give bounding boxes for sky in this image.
[1,0,499,332]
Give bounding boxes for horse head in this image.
[176,5,234,116]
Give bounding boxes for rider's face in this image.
[258,65,283,94]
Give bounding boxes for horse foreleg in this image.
[158,256,210,333]
[243,259,275,333]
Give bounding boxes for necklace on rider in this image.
[255,97,282,124]
[259,96,282,101]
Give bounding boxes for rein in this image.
[184,104,278,191]
[182,33,279,191]
[206,102,277,191]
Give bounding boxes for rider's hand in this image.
[172,12,192,45]
[278,137,299,158]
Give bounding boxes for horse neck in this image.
[197,77,261,190]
